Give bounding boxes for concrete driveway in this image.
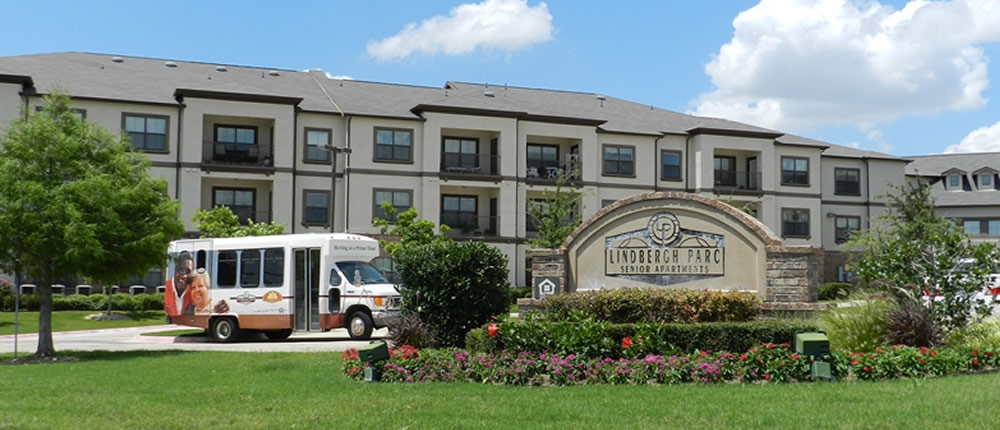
[0,325,388,355]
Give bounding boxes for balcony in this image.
[440,214,500,238]
[526,153,581,183]
[225,208,273,225]
[439,152,500,180]
[714,170,762,195]
[202,141,275,171]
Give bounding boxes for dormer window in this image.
[948,174,961,188]
[982,175,992,187]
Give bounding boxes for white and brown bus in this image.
[165,233,401,342]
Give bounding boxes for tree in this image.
[192,206,284,238]
[527,173,582,249]
[0,93,184,357]
[847,181,999,333]
[371,202,450,258]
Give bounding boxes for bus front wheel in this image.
[347,312,374,340]
[210,317,241,343]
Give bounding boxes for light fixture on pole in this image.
[320,145,352,232]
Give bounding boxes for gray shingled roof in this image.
[0,52,908,162]
[905,153,1000,207]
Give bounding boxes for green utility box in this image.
[794,332,830,357]
[357,341,390,363]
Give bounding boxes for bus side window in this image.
[217,251,238,288]
[196,250,207,271]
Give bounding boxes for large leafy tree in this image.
[192,206,284,238]
[0,93,184,357]
[371,203,451,258]
[527,173,581,249]
[847,181,999,333]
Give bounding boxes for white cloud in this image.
[366,0,553,61]
[945,121,1000,153]
[691,0,1000,133]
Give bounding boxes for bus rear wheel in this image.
[210,317,241,343]
[347,312,374,340]
[264,329,293,341]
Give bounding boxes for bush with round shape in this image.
[395,240,510,348]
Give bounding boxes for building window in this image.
[981,174,993,187]
[216,125,257,145]
[714,156,736,186]
[834,168,861,195]
[374,128,412,162]
[990,220,1000,236]
[304,129,331,162]
[442,137,478,170]
[661,150,682,181]
[948,174,961,188]
[213,188,256,224]
[781,208,810,238]
[373,190,412,222]
[781,157,809,186]
[526,144,559,178]
[303,191,329,226]
[123,114,167,151]
[964,219,981,236]
[835,216,861,244]
[602,145,634,177]
[441,195,477,230]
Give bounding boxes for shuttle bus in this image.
[165,233,401,342]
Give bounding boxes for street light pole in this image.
[321,145,352,232]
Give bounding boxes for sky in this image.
[3,0,1000,156]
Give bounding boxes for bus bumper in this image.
[372,310,401,328]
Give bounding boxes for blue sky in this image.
[3,0,1000,156]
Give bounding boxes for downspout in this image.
[515,117,522,286]
[343,115,352,231]
[684,134,693,193]
[174,96,184,202]
[291,107,299,232]
[653,134,664,192]
[863,157,871,228]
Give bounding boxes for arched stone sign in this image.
[561,192,783,297]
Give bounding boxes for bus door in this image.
[293,248,321,331]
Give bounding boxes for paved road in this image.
[0,325,388,354]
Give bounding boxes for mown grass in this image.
[0,311,167,336]
[0,350,997,429]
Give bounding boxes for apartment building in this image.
[0,52,910,287]
[906,153,1000,245]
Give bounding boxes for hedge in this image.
[541,288,760,323]
[1,291,164,312]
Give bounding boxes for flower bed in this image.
[342,344,1000,385]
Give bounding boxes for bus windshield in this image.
[336,261,389,285]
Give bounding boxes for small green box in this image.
[357,341,390,363]
[794,332,830,357]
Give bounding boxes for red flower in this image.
[763,374,771,381]
[487,323,498,338]
[918,358,925,364]
[863,366,871,373]
[740,354,748,361]
[850,360,859,366]
[972,359,979,366]
[876,348,884,353]
[622,337,632,349]
[765,343,774,350]
[919,346,928,355]
[971,349,979,357]
[930,350,937,357]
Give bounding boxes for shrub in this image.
[509,286,532,303]
[492,313,817,359]
[465,327,499,354]
[819,297,895,352]
[386,311,436,349]
[88,294,108,310]
[133,293,164,311]
[818,282,852,301]
[542,288,760,323]
[395,241,510,348]
[110,293,137,311]
[64,294,98,310]
[946,318,1000,349]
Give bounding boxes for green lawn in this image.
[0,311,167,335]
[0,350,996,429]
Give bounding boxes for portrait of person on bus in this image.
[183,269,213,315]
[165,251,195,316]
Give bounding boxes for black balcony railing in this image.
[203,141,274,168]
[440,214,500,238]
[526,153,582,182]
[714,170,762,193]
[440,153,500,177]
